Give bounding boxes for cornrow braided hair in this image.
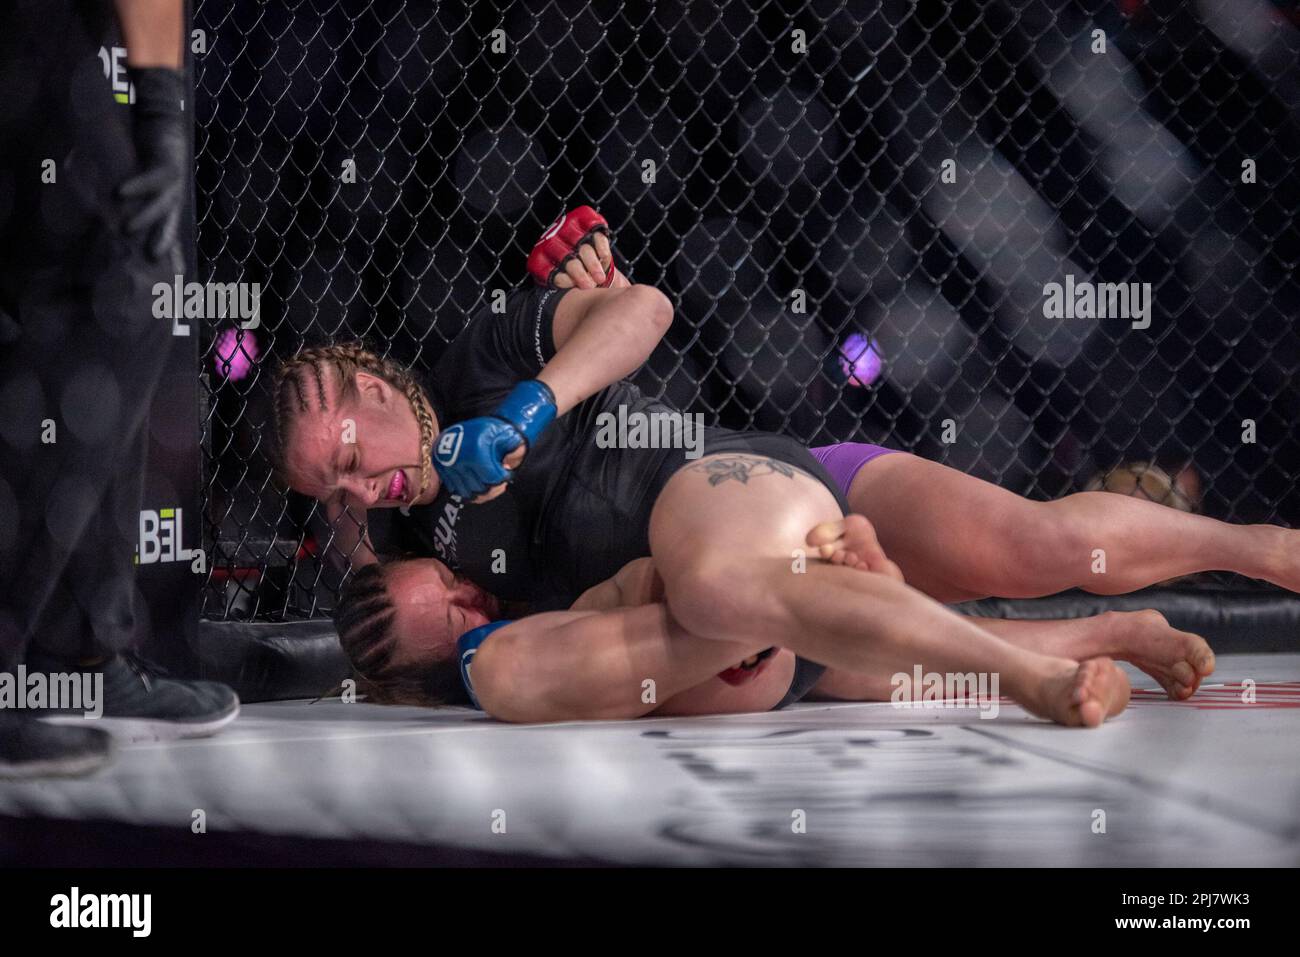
[270,341,436,498]
[334,561,470,707]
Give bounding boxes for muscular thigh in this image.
[843,452,1038,601]
[650,648,796,716]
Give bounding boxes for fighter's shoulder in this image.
[445,284,562,348]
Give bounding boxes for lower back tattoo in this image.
[682,455,803,487]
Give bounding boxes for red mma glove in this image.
[527,206,618,288]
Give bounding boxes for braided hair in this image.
[270,342,437,498]
[335,561,471,707]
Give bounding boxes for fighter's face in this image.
[284,370,440,509]
[385,559,499,669]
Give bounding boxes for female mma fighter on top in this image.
[271,206,1297,727]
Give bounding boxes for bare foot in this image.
[806,515,904,582]
[1105,610,1215,701]
[1023,658,1131,728]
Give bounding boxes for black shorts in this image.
[774,656,827,710]
[651,429,853,513]
[652,430,845,709]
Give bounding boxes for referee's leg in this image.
[0,4,236,777]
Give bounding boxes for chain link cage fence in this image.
[194,0,1300,623]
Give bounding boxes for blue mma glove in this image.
[433,380,556,500]
[457,620,514,710]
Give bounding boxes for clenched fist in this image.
[527,206,630,290]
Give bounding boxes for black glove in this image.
[118,67,186,261]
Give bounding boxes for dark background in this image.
[192,0,1300,621]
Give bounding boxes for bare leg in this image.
[824,453,1292,602]
[811,609,1212,702]
[808,514,1216,699]
[975,612,1214,699]
[648,455,1128,727]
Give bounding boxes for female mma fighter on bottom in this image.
[272,207,1286,727]
[332,490,1213,722]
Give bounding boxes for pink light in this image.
[838,333,883,388]
[214,327,259,382]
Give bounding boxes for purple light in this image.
[838,333,883,387]
[214,327,259,382]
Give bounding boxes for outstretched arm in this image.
[112,0,186,261]
[470,605,769,723]
[113,0,183,67]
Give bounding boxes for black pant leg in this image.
[0,2,175,666]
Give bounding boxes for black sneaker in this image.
[0,711,114,779]
[26,650,240,742]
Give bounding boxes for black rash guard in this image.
[393,284,849,609]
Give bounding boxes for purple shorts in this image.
[807,442,901,497]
